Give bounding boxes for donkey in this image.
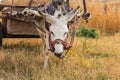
[2,6,75,69]
[2,0,89,68]
[21,6,84,68]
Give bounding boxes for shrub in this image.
[76,27,100,38]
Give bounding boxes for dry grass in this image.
[0,33,120,80]
[85,1,120,35]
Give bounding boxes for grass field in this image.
[0,0,120,80]
[0,34,120,80]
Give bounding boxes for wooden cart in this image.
[0,0,70,46]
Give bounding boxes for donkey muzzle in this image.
[55,52,62,57]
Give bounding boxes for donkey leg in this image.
[43,34,51,69]
[35,27,46,53]
[43,51,50,69]
[41,34,46,53]
[41,35,50,69]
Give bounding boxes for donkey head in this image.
[22,6,80,58]
[40,6,80,58]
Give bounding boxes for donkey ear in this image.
[65,6,80,22]
[38,11,55,23]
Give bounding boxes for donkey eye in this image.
[64,32,68,36]
[50,31,54,36]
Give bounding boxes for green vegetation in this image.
[76,27,100,38]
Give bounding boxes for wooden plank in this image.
[0,4,36,9]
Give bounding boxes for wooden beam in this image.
[0,4,36,9]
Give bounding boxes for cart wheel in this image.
[0,22,2,46]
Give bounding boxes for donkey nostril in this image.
[54,53,62,57]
